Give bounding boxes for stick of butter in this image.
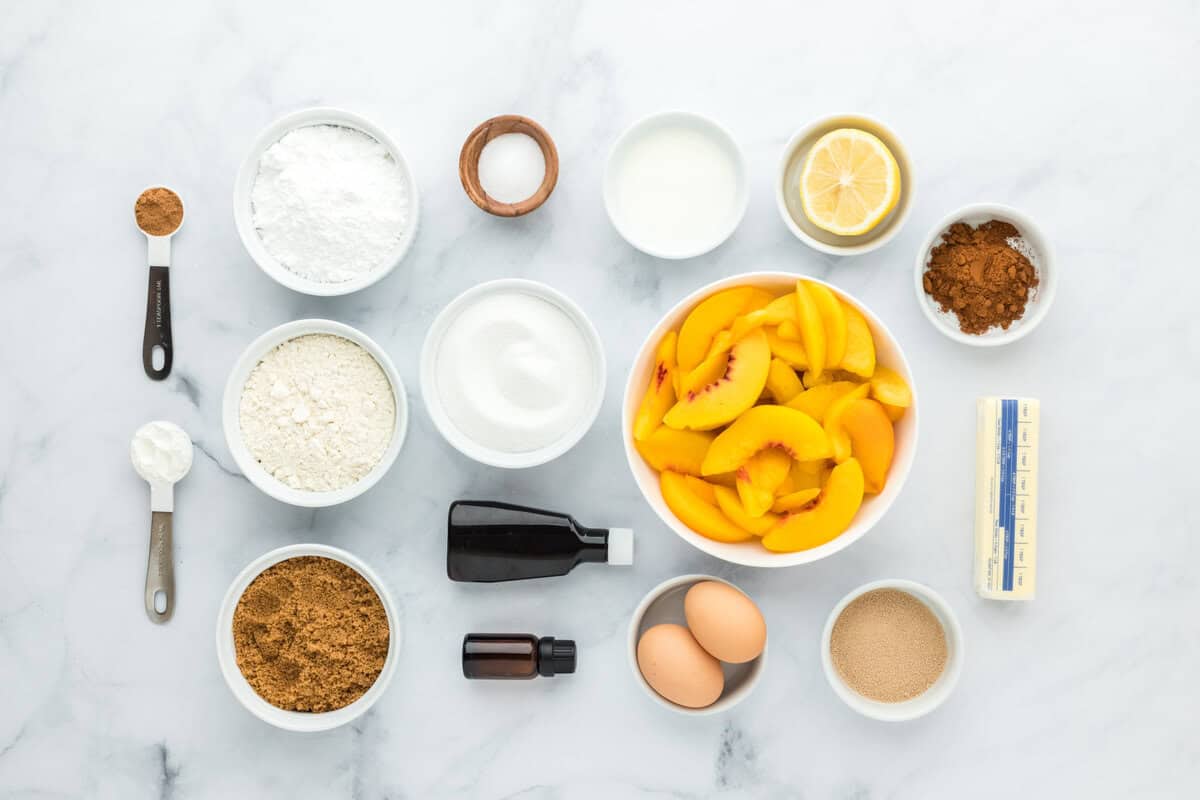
[974,397,1039,600]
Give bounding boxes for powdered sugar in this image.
[239,334,396,492]
[250,124,410,283]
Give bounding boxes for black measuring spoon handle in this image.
[142,266,173,380]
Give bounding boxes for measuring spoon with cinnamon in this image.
[134,187,184,380]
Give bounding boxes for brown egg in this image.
[636,623,724,708]
[684,581,767,663]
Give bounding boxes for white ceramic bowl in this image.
[233,106,420,296]
[622,272,918,568]
[216,543,401,732]
[627,574,767,715]
[604,111,748,260]
[223,319,408,507]
[420,278,606,469]
[914,203,1056,346]
[776,114,914,256]
[821,579,964,721]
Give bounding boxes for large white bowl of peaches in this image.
[622,273,917,567]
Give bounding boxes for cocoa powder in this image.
[232,556,389,712]
[134,187,184,236]
[922,220,1038,335]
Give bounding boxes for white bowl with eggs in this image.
[420,278,606,469]
[222,318,408,507]
[622,272,918,568]
[776,113,914,256]
[820,579,964,722]
[604,110,748,260]
[628,574,767,715]
[233,106,420,297]
[215,543,401,732]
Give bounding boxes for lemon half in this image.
[800,128,901,237]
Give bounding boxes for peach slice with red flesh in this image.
[634,426,715,476]
[839,398,895,494]
[663,328,771,431]
[806,282,847,368]
[772,487,822,513]
[762,458,866,553]
[676,287,773,372]
[823,383,871,463]
[764,358,804,403]
[735,448,792,517]
[837,300,875,378]
[660,470,754,543]
[714,485,780,535]
[793,281,827,379]
[785,381,861,423]
[633,331,679,441]
[679,330,733,396]
[701,405,832,476]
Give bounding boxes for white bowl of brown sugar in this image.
[914,203,1056,346]
[821,579,964,722]
[216,543,400,732]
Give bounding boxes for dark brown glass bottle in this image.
[461,634,577,680]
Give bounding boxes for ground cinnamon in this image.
[232,556,389,712]
[922,220,1039,335]
[134,187,183,236]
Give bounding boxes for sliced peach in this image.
[882,403,906,422]
[785,381,860,423]
[676,287,756,372]
[633,331,679,441]
[805,282,848,368]
[736,448,792,517]
[661,471,754,543]
[762,458,865,552]
[714,485,779,535]
[840,398,894,494]
[776,320,803,341]
[789,459,827,491]
[663,329,771,431]
[729,294,797,340]
[801,370,832,389]
[838,301,875,377]
[634,426,715,476]
[764,328,808,369]
[702,405,831,475]
[794,281,826,379]
[683,473,718,504]
[706,471,738,489]
[764,358,804,403]
[679,330,733,395]
[869,366,912,408]
[771,487,822,513]
[824,383,871,463]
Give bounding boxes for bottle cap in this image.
[606,528,634,566]
[537,637,576,676]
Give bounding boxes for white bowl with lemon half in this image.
[776,114,914,256]
[622,272,918,568]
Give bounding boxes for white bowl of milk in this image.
[604,111,748,260]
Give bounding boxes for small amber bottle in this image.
[461,634,577,680]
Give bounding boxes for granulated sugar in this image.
[239,334,395,492]
[830,588,947,702]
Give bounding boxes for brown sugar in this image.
[830,589,947,703]
[232,556,389,712]
[922,220,1039,335]
[134,187,184,236]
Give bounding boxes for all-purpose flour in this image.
[251,124,410,283]
[239,334,395,492]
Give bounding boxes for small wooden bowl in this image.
[459,115,559,217]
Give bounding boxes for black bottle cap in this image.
[537,637,576,677]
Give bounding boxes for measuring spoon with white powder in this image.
[130,421,193,623]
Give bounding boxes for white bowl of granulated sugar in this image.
[234,107,420,296]
[223,319,408,507]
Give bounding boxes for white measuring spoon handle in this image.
[145,511,174,623]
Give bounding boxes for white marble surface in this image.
[1,1,1197,797]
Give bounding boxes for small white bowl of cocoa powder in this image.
[216,543,400,732]
[821,579,964,721]
[914,203,1056,346]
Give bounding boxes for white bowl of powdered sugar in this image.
[223,319,408,507]
[234,107,419,296]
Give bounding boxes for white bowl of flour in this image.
[234,107,419,296]
[223,319,408,507]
